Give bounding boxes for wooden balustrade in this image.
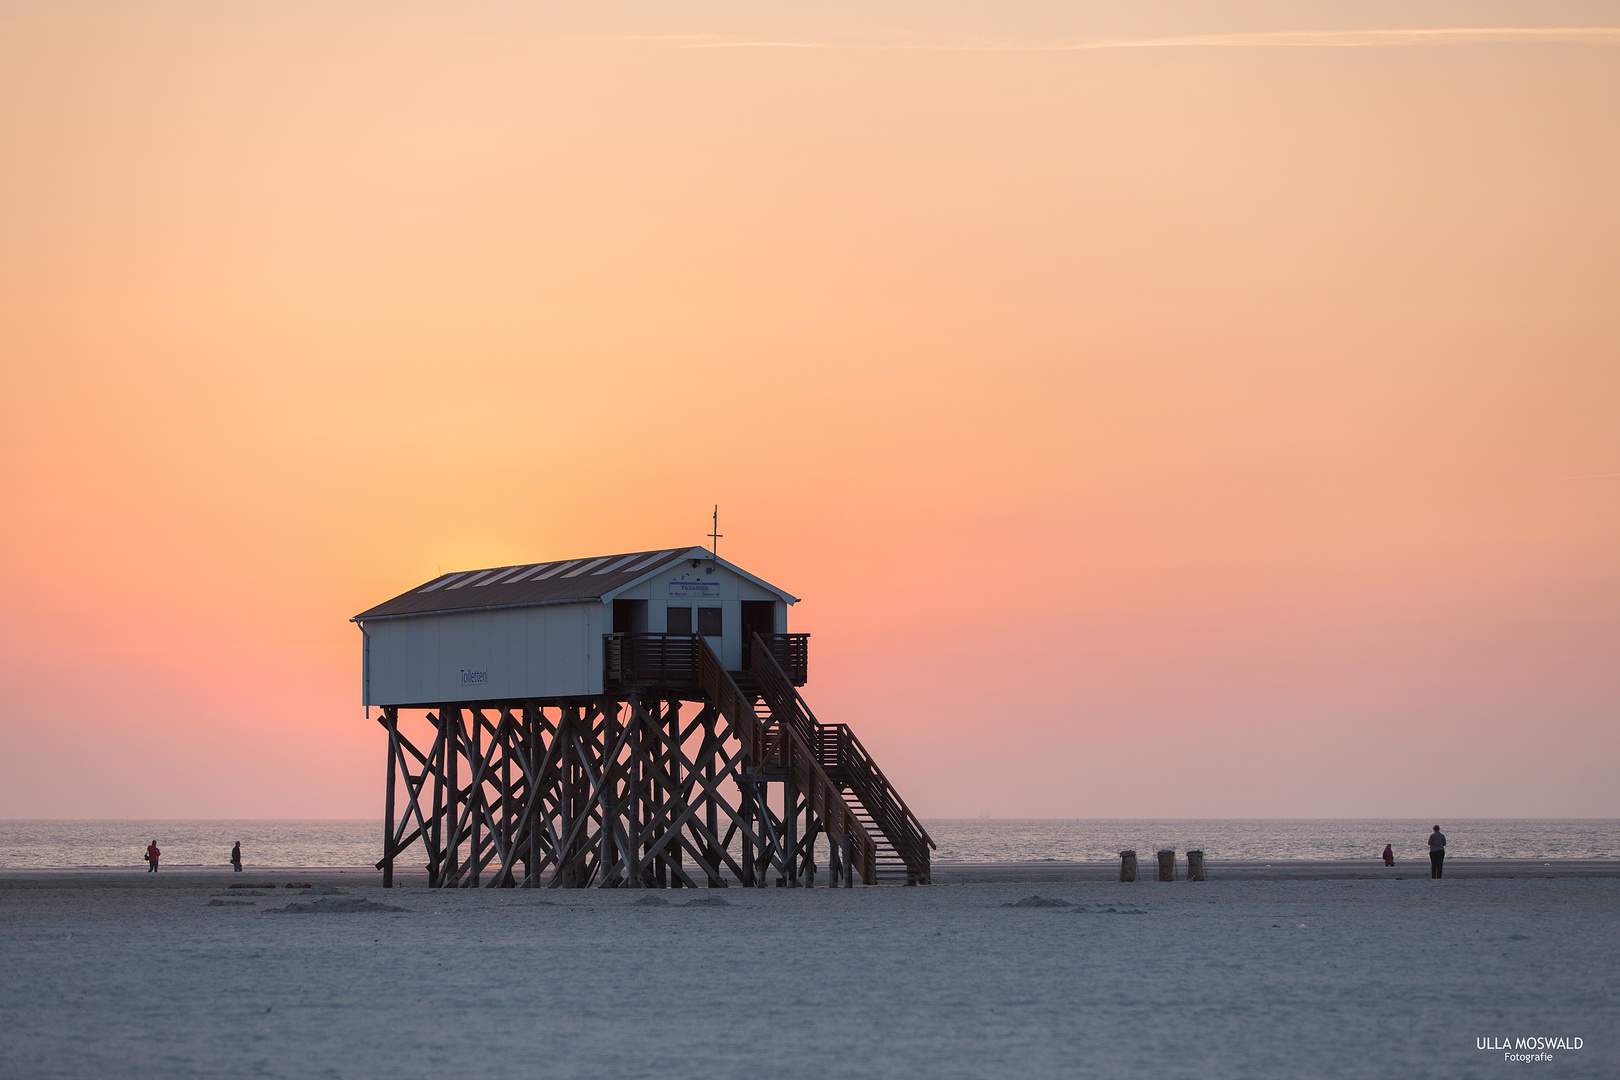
[604,633,703,687]
[744,633,809,685]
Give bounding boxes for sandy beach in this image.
[2,866,1613,1079]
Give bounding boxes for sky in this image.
[1,1,1616,820]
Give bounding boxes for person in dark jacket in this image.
[146,841,161,872]
[1382,844,1394,867]
[230,841,243,872]
[1428,826,1447,878]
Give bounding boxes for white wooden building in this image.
[353,547,798,708]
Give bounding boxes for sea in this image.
[0,818,1615,869]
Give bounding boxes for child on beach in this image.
[230,841,243,872]
[145,841,160,872]
[1382,844,1394,867]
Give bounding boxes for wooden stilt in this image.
[783,776,798,887]
[703,706,721,887]
[470,708,484,887]
[446,707,462,884]
[382,707,398,889]
[430,711,445,888]
[667,700,682,887]
[525,703,539,886]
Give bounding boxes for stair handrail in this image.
[694,637,877,885]
[830,722,936,854]
[747,632,933,879]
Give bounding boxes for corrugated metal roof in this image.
[352,547,795,622]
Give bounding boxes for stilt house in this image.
[353,547,933,889]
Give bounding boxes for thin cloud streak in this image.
[680,27,1620,53]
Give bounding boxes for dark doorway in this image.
[741,601,776,639]
[666,606,692,635]
[612,599,648,634]
[741,600,776,668]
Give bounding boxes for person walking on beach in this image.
[145,841,161,873]
[1428,826,1446,879]
[230,841,242,873]
[1382,844,1394,867]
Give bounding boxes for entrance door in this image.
[612,599,647,634]
[697,606,723,663]
[740,600,776,668]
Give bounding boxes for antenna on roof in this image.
[709,505,723,564]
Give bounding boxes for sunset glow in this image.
[1,1,1616,819]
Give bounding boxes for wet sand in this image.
[1,866,1614,1079]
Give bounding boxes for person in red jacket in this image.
[1382,844,1394,867]
[146,841,161,873]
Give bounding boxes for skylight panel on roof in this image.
[476,567,521,586]
[624,550,675,573]
[418,573,466,593]
[592,554,641,576]
[535,561,578,580]
[505,564,546,583]
[564,557,612,578]
[447,571,494,589]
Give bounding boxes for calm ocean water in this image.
[0,818,1615,869]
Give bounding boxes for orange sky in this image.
[2,1,1617,819]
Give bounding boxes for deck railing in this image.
[743,633,809,685]
[604,633,703,687]
[605,632,809,687]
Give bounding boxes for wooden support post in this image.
[430,711,445,888]
[470,708,483,887]
[650,699,666,888]
[563,709,583,887]
[1119,850,1137,882]
[704,707,721,887]
[783,777,799,887]
[499,711,514,887]
[526,704,540,887]
[740,778,756,887]
[667,700,682,887]
[599,705,618,885]
[1187,849,1205,881]
[841,833,853,889]
[382,707,397,889]
[1157,849,1176,882]
[627,708,643,888]
[446,708,462,886]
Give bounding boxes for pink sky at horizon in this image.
[1,1,1616,820]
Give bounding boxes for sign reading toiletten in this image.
[668,581,721,599]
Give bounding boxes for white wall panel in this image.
[363,602,601,706]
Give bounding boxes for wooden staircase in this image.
[741,633,935,884]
